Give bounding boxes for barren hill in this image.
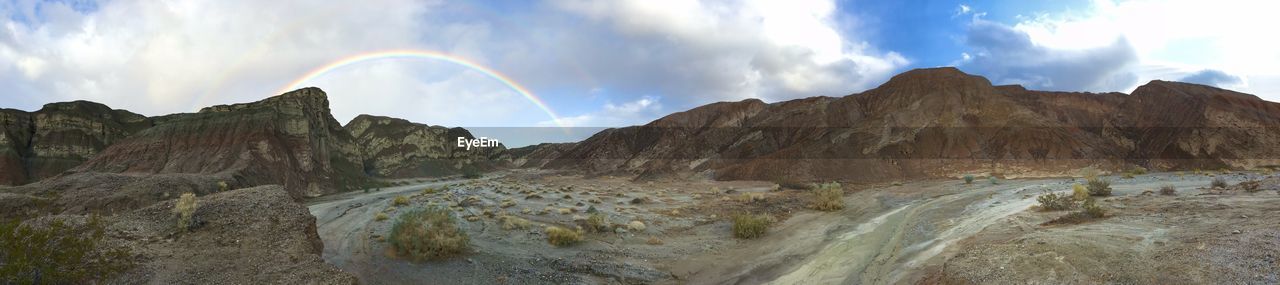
[539,67,1280,182]
[345,114,507,178]
[0,101,153,185]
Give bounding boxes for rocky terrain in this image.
[0,101,153,185]
[345,114,507,178]
[539,68,1280,182]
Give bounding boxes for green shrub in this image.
[0,216,133,283]
[1131,167,1147,175]
[963,175,974,184]
[1036,192,1076,211]
[1047,198,1106,225]
[585,213,609,232]
[731,213,774,239]
[1086,178,1112,196]
[1211,177,1228,189]
[1159,185,1176,196]
[217,181,229,192]
[173,193,198,231]
[545,226,583,246]
[375,213,389,221]
[811,185,844,211]
[388,207,469,261]
[1071,184,1089,200]
[988,176,999,185]
[392,195,410,206]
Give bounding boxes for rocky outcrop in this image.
[508,142,577,168]
[107,185,357,284]
[66,88,369,199]
[0,102,152,185]
[345,114,507,178]
[542,67,1280,182]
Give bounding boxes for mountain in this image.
[538,67,1280,182]
[344,114,507,178]
[0,101,154,185]
[508,142,577,168]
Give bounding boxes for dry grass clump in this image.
[1036,191,1075,211]
[731,213,774,239]
[627,220,646,232]
[375,212,389,221]
[811,183,844,211]
[1086,178,1112,196]
[1211,177,1228,189]
[499,215,531,230]
[392,195,410,206]
[584,213,609,232]
[557,208,573,215]
[646,236,664,245]
[737,192,765,203]
[421,187,437,195]
[545,226,583,246]
[388,206,469,261]
[217,181,229,192]
[1071,184,1089,200]
[1159,185,1176,196]
[173,193,198,231]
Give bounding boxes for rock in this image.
[0,101,152,185]
[1232,230,1243,234]
[345,115,506,178]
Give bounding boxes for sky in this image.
[3,0,1280,146]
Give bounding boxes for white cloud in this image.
[968,0,1280,97]
[541,96,664,127]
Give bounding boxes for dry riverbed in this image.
[308,169,1280,284]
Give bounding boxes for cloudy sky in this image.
[3,0,1279,146]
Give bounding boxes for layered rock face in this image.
[542,67,1280,182]
[345,114,507,178]
[67,88,368,199]
[508,142,577,168]
[0,101,153,185]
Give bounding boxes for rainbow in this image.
[277,49,564,127]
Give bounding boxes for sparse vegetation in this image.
[1071,184,1089,200]
[811,183,844,211]
[1036,191,1076,211]
[963,175,974,184]
[988,176,998,185]
[1211,177,1228,189]
[585,213,609,232]
[1131,166,1147,175]
[775,179,814,190]
[462,170,482,179]
[627,220,646,232]
[421,187,437,195]
[545,226,583,246]
[731,213,774,239]
[173,192,198,231]
[393,195,410,206]
[1240,180,1261,192]
[1047,198,1107,225]
[0,216,134,284]
[737,192,765,203]
[388,207,469,261]
[1086,178,1112,196]
[499,215,530,230]
[375,213,389,221]
[1159,185,1176,196]
[217,181,229,192]
[646,236,664,245]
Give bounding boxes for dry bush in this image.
[775,179,814,190]
[1036,192,1075,211]
[375,213,389,221]
[1131,166,1147,175]
[585,213,609,232]
[1071,184,1089,200]
[388,207,469,261]
[646,236,664,245]
[1046,198,1106,225]
[1211,177,1228,189]
[217,181,229,192]
[811,185,844,211]
[1087,178,1112,196]
[545,226,583,246]
[421,187,437,195]
[1240,180,1261,193]
[1159,185,1176,196]
[627,221,646,232]
[173,193,198,231]
[499,216,530,230]
[731,213,774,239]
[393,195,410,206]
[737,192,765,203]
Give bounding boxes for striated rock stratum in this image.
[345,114,507,178]
[0,101,153,185]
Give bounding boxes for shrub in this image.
[627,220,646,232]
[388,207,469,261]
[1071,184,1089,200]
[173,193,198,231]
[1211,177,1228,189]
[646,236,664,245]
[731,213,773,239]
[988,176,999,185]
[499,216,530,230]
[1036,192,1076,211]
[1240,180,1261,193]
[1122,173,1135,179]
[775,180,813,190]
[963,175,974,184]
[1131,167,1147,175]
[1047,198,1106,225]
[545,226,583,246]
[585,213,609,232]
[811,185,844,211]
[217,181,229,192]
[1159,185,1176,196]
[1086,178,1112,196]
[421,187,437,195]
[0,216,133,284]
[393,195,410,206]
[375,213,389,221]
[737,193,765,203]
[1079,198,1105,218]
[462,170,482,179]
